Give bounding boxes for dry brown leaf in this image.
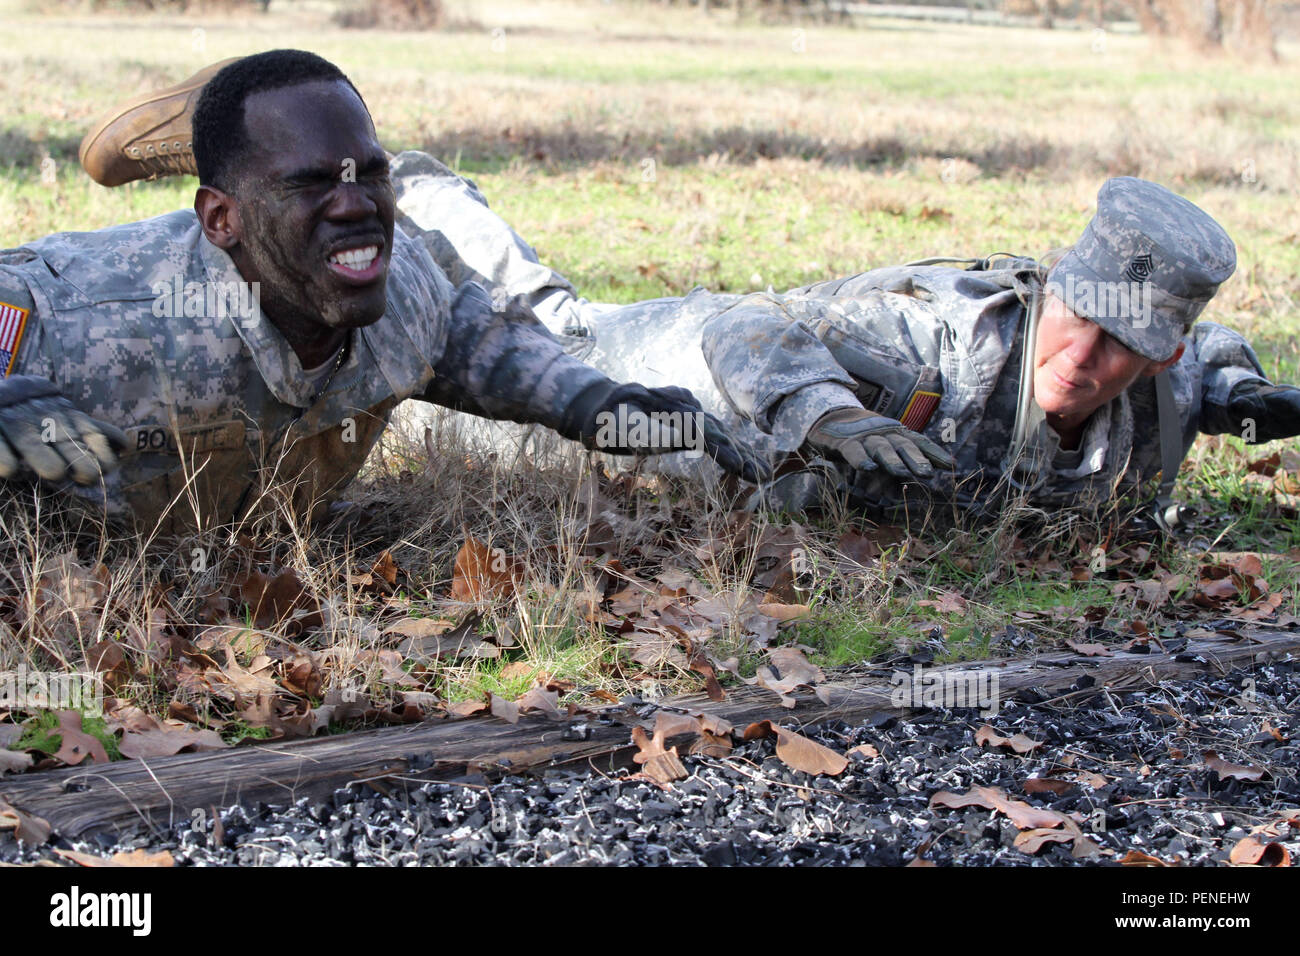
[1261,720,1289,743]
[847,743,879,759]
[1249,809,1300,838]
[929,786,1068,830]
[1203,750,1265,782]
[236,569,322,634]
[499,662,545,684]
[1014,828,1077,854]
[383,617,457,640]
[1229,836,1290,866]
[212,646,280,702]
[743,720,847,776]
[631,724,688,784]
[975,725,1043,754]
[117,723,228,760]
[652,711,704,740]
[1022,777,1074,795]
[394,610,500,661]
[371,550,399,587]
[0,798,51,845]
[55,848,174,867]
[918,591,967,614]
[687,650,725,703]
[757,602,811,622]
[689,731,733,758]
[489,693,519,724]
[1118,849,1175,867]
[0,750,32,773]
[446,699,488,718]
[627,631,688,669]
[515,687,562,720]
[53,710,108,766]
[1066,641,1112,657]
[450,535,521,603]
[752,646,825,708]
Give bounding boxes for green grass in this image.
[17,709,123,761]
[221,721,275,745]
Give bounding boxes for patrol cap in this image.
[1044,177,1236,361]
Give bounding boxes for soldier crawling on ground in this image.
[71,55,1300,532]
[0,51,768,535]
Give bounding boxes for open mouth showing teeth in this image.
[328,245,380,272]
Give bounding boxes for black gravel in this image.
[3,656,1297,866]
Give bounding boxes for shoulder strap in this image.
[902,252,1022,271]
[1150,370,1193,532]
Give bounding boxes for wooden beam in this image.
[3,626,1295,839]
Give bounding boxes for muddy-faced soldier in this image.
[0,51,766,534]
[76,56,1300,530]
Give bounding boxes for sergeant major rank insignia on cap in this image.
[1124,254,1154,283]
[0,301,30,378]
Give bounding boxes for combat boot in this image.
[79,57,241,186]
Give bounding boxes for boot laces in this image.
[126,139,195,179]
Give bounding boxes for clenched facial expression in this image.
[225,80,395,337]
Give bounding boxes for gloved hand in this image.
[564,381,771,484]
[0,376,128,485]
[1227,381,1300,444]
[806,407,954,481]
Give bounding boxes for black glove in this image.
[562,381,771,484]
[0,375,128,485]
[806,407,955,481]
[1227,381,1300,444]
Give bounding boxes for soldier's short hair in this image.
[193,49,367,190]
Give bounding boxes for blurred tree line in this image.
[52,0,1287,58]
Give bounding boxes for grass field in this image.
[1,0,1298,743]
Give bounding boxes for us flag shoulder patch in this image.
[899,389,941,433]
[0,301,30,378]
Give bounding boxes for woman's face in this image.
[1032,292,1182,430]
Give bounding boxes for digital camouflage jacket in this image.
[0,202,613,532]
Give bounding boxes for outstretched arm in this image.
[420,282,769,482]
[700,291,952,479]
[0,375,126,485]
[1191,321,1298,443]
[700,292,861,443]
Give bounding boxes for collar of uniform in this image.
[198,235,324,408]
[1038,399,1114,479]
[356,301,437,402]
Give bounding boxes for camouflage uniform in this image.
[389,156,1273,520]
[697,264,1268,519]
[0,200,617,533]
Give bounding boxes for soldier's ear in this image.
[195,185,242,251]
[1142,341,1186,377]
